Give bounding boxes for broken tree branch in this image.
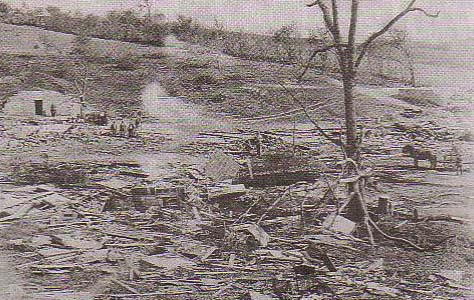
[355,0,439,68]
[233,197,262,225]
[368,218,425,251]
[257,187,290,224]
[330,0,342,44]
[298,44,337,80]
[277,82,343,147]
[307,1,334,33]
[111,278,141,295]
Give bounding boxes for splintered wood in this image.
[204,150,242,182]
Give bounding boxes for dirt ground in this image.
[0,26,473,300]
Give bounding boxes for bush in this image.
[10,162,88,185]
[142,52,166,60]
[70,34,93,56]
[142,22,168,46]
[172,15,194,35]
[208,91,226,103]
[178,58,214,69]
[192,71,218,86]
[115,55,140,71]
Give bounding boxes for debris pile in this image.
[391,121,455,142]
[0,143,468,299]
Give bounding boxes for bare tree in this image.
[37,32,91,117]
[366,30,417,86]
[295,1,439,241]
[302,0,438,164]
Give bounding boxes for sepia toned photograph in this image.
[0,1,472,299]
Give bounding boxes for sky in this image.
[3,0,474,43]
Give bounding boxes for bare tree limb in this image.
[330,0,352,71]
[409,7,440,18]
[368,218,425,251]
[307,0,350,69]
[277,82,342,147]
[355,0,439,68]
[347,0,359,70]
[330,0,342,44]
[307,1,335,37]
[298,44,337,80]
[348,0,359,47]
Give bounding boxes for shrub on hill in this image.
[0,5,168,48]
[171,16,418,86]
[192,70,218,86]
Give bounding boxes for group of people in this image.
[110,117,141,138]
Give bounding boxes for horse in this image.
[402,144,437,169]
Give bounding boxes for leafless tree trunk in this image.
[304,0,438,163]
[301,0,438,222]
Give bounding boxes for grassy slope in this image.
[0,22,419,121]
[409,41,474,93]
[0,23,166,117]
[158,38,418,120]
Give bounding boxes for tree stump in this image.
[376,195,393,217]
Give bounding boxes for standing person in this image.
[110,121,117,136]
[453,144,463,175]
[119,121,127,137]
[99,112,108,126]
[134,111,142,129]
[50,103,57,117]
[128,123,136,138]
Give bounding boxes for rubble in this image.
[208,183,247,201]
[204,150,242,181]
[232,223,271,247]
[322,214,356,235]
[0,108,470,299]
[141,253,197,271]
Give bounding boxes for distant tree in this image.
[0,1,10,16]
[139,0,152,19]
[273,24,300,62]
[105,10,142,27]
[143,22,167,46]
[367,29,416,86]
[44,6,68,31]
[71,34,93,57]
[80,14,102,36]
[173,15,194,36]
[45,6,61,15]
[273,24,297,44]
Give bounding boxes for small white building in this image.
[3,90,81,117]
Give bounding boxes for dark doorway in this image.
[34,100,43,116]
